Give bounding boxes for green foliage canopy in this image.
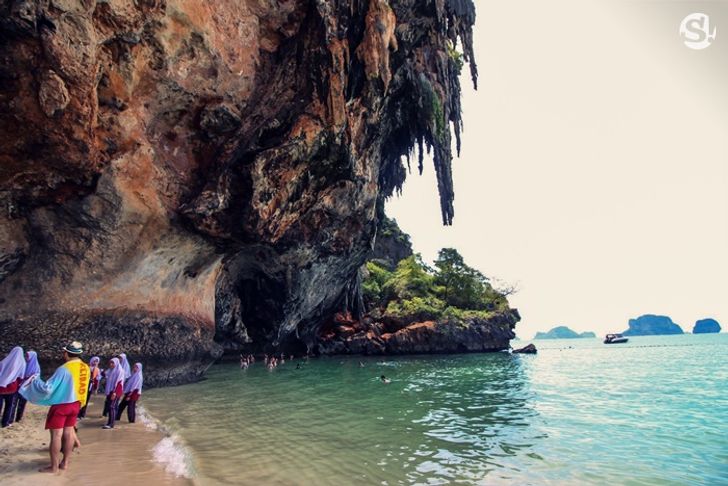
[362,249,510,322]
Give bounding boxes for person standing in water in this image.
[0,346,26,428]
[102,357,124,429]
[14,350,40,422]
[20,341,89,474]
[117,362,143,423]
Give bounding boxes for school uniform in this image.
[0,347,26,427]
[0,378,21,427]
[102,358,124,429]
[117,363,143,423]
[15,350,41,422]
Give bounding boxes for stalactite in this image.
[444,0,478,89]
[377,0,477,226]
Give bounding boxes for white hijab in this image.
[104,358,125,395]
[24,350,41,378]
[0,346,26,387]
[123,363,143,395]
[118,353,131,379]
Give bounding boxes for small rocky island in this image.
[622,315,684,336]
[534,326,596,339]
[318,218,520,355]
[692,319,721,334]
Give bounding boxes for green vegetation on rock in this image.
[363,249,510,324]
[447,42,465,76]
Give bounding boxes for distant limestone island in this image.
[534,326,596,339]
[693,318,722,334]
[622,314,722,335]
[623,315,683,336]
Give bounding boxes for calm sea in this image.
[142,334,727,485]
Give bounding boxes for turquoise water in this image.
[144,334,728,485]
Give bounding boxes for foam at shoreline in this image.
[139,405,195,480]
[1,396,191,485]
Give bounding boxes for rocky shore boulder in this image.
[317,310,520,355]
[692,318,721,334]
[622,315,684,336]
[512,344,537,354]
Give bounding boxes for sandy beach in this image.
[0,394,191,486]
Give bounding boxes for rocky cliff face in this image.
[369,216,412,270]
[0,0,478,385]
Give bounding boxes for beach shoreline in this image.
[0,394,192,485]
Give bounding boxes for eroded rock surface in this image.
[0,0,479,383]
[318,310,519,356]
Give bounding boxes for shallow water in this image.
[144,334,728,485]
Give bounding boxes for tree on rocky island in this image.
[434,248,489,309]
[363,248,511,322]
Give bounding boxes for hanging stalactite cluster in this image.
[377,0,478,226]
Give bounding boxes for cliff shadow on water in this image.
[0,0,517,386]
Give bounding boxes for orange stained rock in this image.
[356,0,398,91]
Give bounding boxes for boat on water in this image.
[604,333,628,344]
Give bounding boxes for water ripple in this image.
[143,334,728,485]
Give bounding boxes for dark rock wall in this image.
[0,0,479,383]
[370,216,413,270]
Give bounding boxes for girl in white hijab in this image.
[102,357,124,429]
[14,350,40,422]
[118,353,131,380]
[117,363,143,423]
[0,347,26,428]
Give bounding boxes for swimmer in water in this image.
[359,361,365,368]
[296,363,302,370]
[380,375,391,384]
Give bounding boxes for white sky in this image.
[387,0,728,338]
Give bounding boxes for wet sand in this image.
[0,394,191,486]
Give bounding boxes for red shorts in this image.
[45,402,80,430]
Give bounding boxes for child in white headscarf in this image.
[0,347,26,428]
[117,363,143,423]
[14,350,40,422]
[118,353,131,380]
[102,358,124,429]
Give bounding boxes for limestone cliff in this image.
[0,0,479,385]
